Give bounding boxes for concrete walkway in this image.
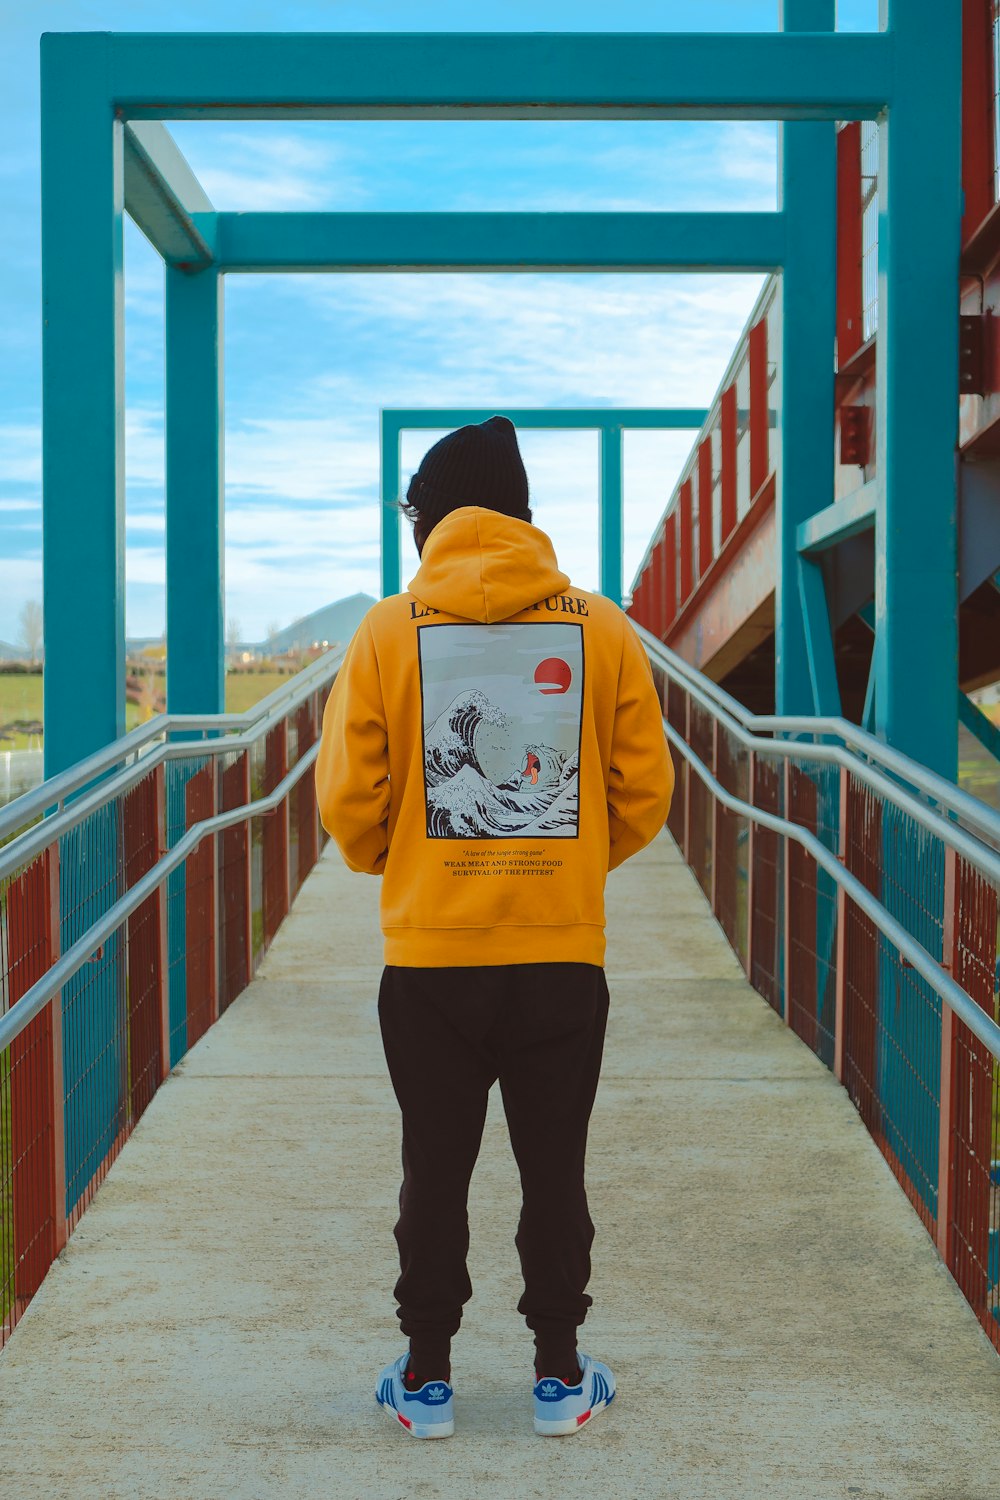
[3,832,1000,1499]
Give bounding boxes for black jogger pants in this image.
[377,961,610,1344]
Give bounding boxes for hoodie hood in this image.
[407,506,570,624]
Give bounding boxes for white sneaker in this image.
[375,1352,455,1439]
[533,1352,616,1436]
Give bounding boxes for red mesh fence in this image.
[0,659,341,1345]
[2,848,59,1345]
[59,799,128,1234]
[121,770,163,1125]
[750,755,783,1014]
[261,723,289,951]
[291,699,319,899]
[665,681,687,850]
[714,722,748,967]
[946,855,999,1351]
[184,764,217,1048]
[842,773,881,1134]
[218,752,251,1013]
[786,766,819,1053]
[687,700,714,899]
[643,652,1000,1360]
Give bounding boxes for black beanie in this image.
[407,415,530,521]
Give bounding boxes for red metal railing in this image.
[629,281,779,641]
[648,641,1000,1355]
[0,655,341,1347]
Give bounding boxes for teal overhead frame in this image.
[41,35,127,780]
[778,0,838,718]
[201,212,786,273]
[379,409,709,606]
[41,20,961,784]
[165,264,225,726]
[92,31,895,121]
[873,0,962,780]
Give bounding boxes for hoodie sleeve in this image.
[607,614,676,872]
[315,616,390,875]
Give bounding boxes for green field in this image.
[0,670,298,751]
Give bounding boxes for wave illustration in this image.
[424,690,579,838]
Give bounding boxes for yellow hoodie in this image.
[315,506,674,967]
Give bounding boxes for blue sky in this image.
[0,0,880,645]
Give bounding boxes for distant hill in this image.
[0,593,380,668]
[261,592,377,655]
[0,640,31,662]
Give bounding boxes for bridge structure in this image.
[3,6,1000,1493]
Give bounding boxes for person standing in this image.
[315,416,674,1439]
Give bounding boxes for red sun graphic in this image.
[534,657,572,695]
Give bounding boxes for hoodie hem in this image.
[382,923,606,968]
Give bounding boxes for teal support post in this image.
[380,413,403,599]
[958,692,1000,764]
[874,0,962,777]
[599,426,624,606]
[797,557,842,717]
[381,411,706,608]
[778,0,837,715]
[165,264,225,716]
[41,34,126,778]
[40,35,126,1219]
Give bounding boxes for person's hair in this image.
[398,475,532,529]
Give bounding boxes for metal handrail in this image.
[5,697,997,1068]
[0,738,322,1053]
[636,624,1000,876]
[661,718,1000,1064]
[0,644,348,843]
[0,646,347,878]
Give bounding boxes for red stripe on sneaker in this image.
[576,1410,591,1427]
[397,1414,412,1429]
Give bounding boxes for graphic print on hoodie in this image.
[314,505,676,967]
[418,622,584,839]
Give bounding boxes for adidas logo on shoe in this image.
[539,1382,561,1400]
[427,1387,446,1402]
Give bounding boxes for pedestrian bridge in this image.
[8,11,1000,1494]
[2,636,1000,1497]
[3,821,999,1499]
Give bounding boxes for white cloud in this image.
[215,268,767,625]
[168,128,368,212]
[0,425,41,485]
[1,262,769,641]
[125,408,165,488]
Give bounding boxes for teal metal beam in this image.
[600,426,624,606]
[380,411,402,605]
[874,0,962,777]
[862,662,877,731]
[775,0,838,715]
[797,556,842,716]
[100,31,894,121]
[41,32,126,778]
[958,692,1000,765]
[797,482,876,554]
[381,408,706,605]
[387,408,709,430]
[40,31,127,1217]
[209,211,787,274]
[123,122,215,268]
[165,265,225,717]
